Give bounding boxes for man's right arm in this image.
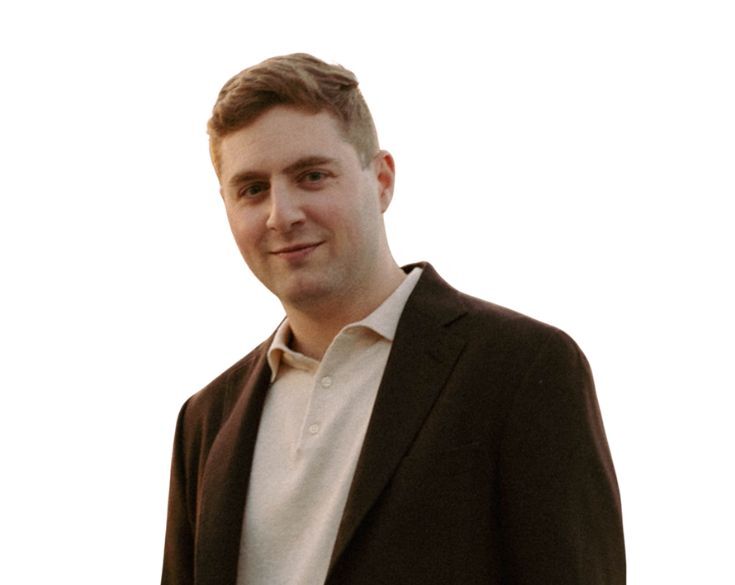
[161,401,195,585]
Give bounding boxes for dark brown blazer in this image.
[162,263,625,584]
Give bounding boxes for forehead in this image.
[218,106,358,182]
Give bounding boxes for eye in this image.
[239,182,269,199]
[299,170,330,188]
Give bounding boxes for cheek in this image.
[227,213,262,254]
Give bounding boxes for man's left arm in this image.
[497,330,625,584]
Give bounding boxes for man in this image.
[162,53,625,585]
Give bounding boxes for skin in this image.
[218,106,406,359]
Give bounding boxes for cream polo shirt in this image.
[236,267,422,585]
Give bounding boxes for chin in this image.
[267,266,347,310]
[275,278,332,308]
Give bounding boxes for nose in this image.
[266,182,306,232]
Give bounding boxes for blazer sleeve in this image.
[497,330,625,584]
[161,400,195,585]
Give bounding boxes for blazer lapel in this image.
[328,264,468,572]
[195,345,272,585]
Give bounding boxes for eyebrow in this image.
[283,156,337,175]
[226,156,339,188]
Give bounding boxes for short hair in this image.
[207,53,379,175]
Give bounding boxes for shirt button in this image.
[308,423,320,435]
[321,376,333,388]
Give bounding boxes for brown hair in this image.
[207,53,379,175]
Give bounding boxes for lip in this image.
[270,241,323,261]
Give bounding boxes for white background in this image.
[1,1,733,583]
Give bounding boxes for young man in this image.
[162,53,625,585]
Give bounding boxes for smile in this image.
[270,242,323,261]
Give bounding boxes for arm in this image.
[161,401,195,585]
[498,330,625,584]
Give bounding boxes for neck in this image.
[284,263,406,360]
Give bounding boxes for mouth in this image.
[270,241,323,261]
[272,242,322,254]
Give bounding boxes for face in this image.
[218,106,395,312]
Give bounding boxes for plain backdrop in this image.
[1,1,733,583]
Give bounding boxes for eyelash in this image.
[240,183,268,198]
[299,170,329,184]
[237,170,331,199]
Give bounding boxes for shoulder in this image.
[401,264,596,421]
[456,290,592,406]
[461,289,583,359]
[408,262,583,360]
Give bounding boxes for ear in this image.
[373,150,396,213]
